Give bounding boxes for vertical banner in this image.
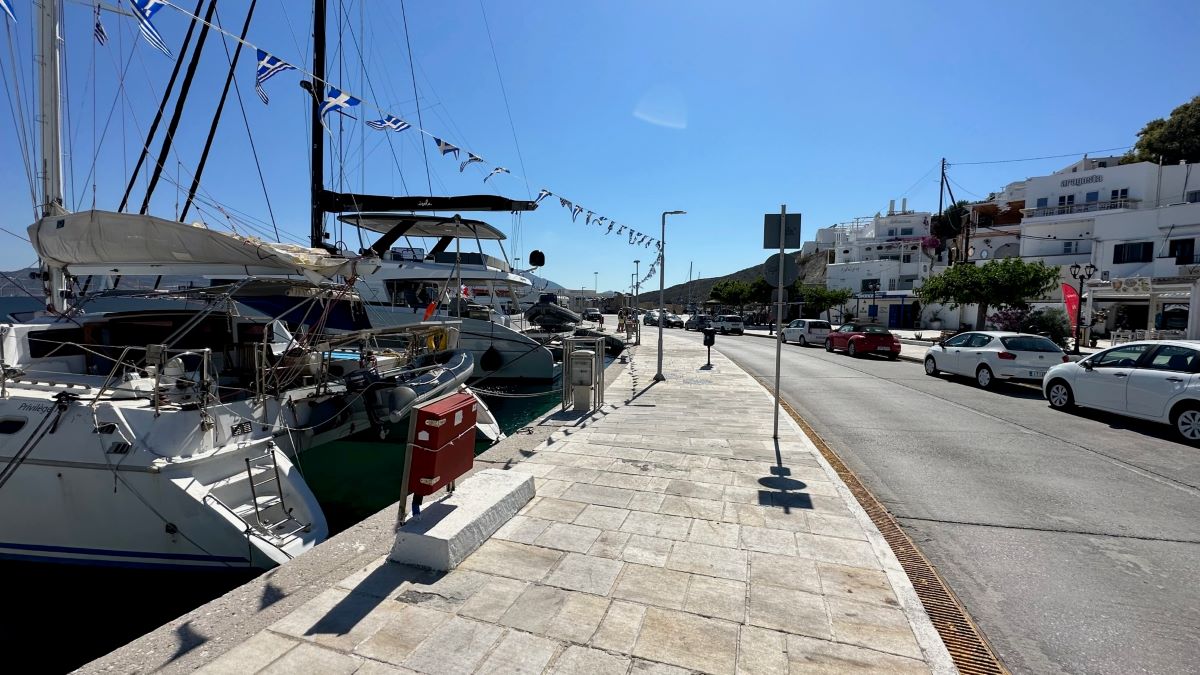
[1062,283,1080,331]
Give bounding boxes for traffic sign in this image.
[763,213,802,249]
[763,253,799,288]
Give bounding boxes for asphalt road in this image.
[671,328,1200,675]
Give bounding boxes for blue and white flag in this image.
[571,205,583,222]
[255,50,295,104]
[320,87,360,120]
[131,0,173,57]
[366,114,411,132]
[483,167,509,183]
[94,6,108,45]
[559,197,572,210]
[0,0,15,23]
[459,152,484,173]
[617,225,625,235]
[595,216,607,226]
[534,189,551,204]
[585,211,594,225]
[433,137,459,159]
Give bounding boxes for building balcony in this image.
[1020,198,1140,219]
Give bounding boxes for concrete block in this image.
[389,469,535,571]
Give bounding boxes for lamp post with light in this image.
[1069,262,1096,354]
[655,210,686,382]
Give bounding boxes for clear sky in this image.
[1,0,1198,295]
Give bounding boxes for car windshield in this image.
[859,325,890,334]
[810,321,830,330]
[1000,336,1061,352]
[721,316,742,322]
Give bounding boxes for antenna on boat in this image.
[310,0,330,252]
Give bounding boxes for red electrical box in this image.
[406,392,478,497]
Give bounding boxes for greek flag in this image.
[131,0,173,57]
[320,87,360,120]
[0,0,14,23]
[255,50,295,104]
[585,211,593,224]
[534,189,551,204]
[559,197,572,209]
[483,167,509,183]
[433,137,460,159]
[571,205,583,222]
[366,114,411,132]
[595,216,607,226]
[459,152,484,172]
[94,6,108,45]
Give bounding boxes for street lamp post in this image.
[634,260,641,345]
[655,210,686,382]
[868,282,880,321]
[1069,262,1097,354]
[594,272,598,297]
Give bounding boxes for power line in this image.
[950,146,1132,166]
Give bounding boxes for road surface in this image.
[671,328,1200,674]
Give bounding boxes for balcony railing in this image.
[1021,198,1140,218]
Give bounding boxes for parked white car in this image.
[1043,340,1200,442]
[781,319,831,347]
[713,315,744,335]
[924,331,1068,388]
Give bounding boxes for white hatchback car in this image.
[924,331,1068,388]
[1042,340,1200,442]
[781,319,831,347]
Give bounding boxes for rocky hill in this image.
[657,251,828,306]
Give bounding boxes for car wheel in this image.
[975,365,995,389]
[825,339,834,352]
[1171,404,1200,443]
[1046,380,1074,410]
[847,341,858,357]
[924,356,939,376]
[798,336,807,347]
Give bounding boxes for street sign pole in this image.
[773,205,785,440]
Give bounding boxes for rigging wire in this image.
[3,21,39,218]
[951,146,1132,166]
[478,0,531,202]
[399,0,433,194]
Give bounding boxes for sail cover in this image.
[29,210,374,281]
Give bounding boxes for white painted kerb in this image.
[388,469,535,571]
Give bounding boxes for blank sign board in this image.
[763,213,802,249]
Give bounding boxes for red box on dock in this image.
[412,392,478,450]
[407,427,475,496]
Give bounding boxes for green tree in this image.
[748,277,774,305]
[709,279,753,313]
[917,258,1060,328]
[1122,95,1200,165]
[792,285,853,320]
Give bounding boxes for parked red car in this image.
[825,323,901,359]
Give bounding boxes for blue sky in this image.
[1,0,1198,295]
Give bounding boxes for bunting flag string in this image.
[114,2,668,255]
[131,0,173,57]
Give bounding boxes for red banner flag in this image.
[1062,283,1080,331]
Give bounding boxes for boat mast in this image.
[310,0,328,250]
[36,0,65,218]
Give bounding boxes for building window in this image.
[1063,241,1078,254]
[1036,197,1049,208]
[1098,161,1108,168]
[1169,238,1195,265]
[902,254,912,263]
[860,279,881,292]
[900,227,913,236]
[1113,241,1153,264]
[1110,188,1129,201]
[886,229,896,237]
[888,278,898,291]
[1085,191,1099,203]
[1058,195,1075,206]
[1187,190,1200,204]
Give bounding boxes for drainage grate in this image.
[778,398,1008,675]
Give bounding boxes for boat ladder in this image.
[243,447,309,539]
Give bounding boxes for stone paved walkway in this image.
[198,332,952,675]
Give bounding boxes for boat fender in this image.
[480,345,503,372]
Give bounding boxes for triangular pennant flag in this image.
[131,0,173,57]
[559,197,572,209]
[459,152,484,173]
[617,225,625,235]
[319,87,361,122]
[585,211,594,225]
[255,50,297,104]
[433,137,460,158]
[484,167,510,183]
[535,189,552,204]
[571,205,583,222]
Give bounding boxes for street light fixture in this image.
[655,210,687,382]
[633,260,641,345]
[868,282,881,322]
[1068,262,1097,354]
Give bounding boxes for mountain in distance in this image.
[656,251,828,306]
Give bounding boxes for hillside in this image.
[657,251,828,306]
